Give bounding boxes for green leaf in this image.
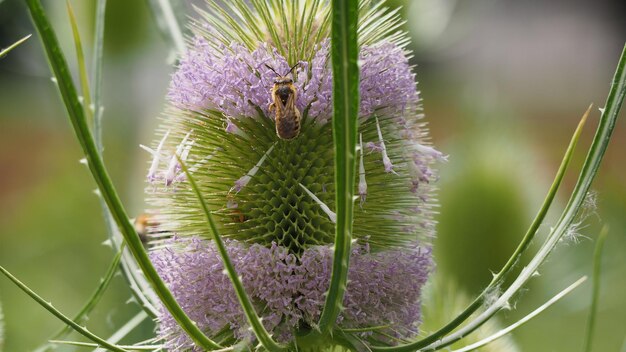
[0,266,128,352]
[24,0,221,349]
[0,34,31,58]
[583,225,609,352]
[177,156,287,352]
[317,0,360,335]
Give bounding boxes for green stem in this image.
[317,0,360,336]
[583,225,609,352]
[372,42,626,352]
[25,0,221,349]
[177,156,287,352]
[86,0,160,318]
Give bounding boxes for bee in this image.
[133,213,154,244]
[133,213,169,246]
[266,63,301,140]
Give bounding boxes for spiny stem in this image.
[317,0,360,336]
[25,0,222,349]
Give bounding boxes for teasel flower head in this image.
[143,0,445,349]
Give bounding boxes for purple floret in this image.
[168,38,419,124]
[151,237,433,350]
[168,38,309,119]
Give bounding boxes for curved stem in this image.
[372,42,626,352]
[25,1,221,349]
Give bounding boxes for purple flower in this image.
[151,237,433,350]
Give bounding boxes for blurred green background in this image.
[0,0,624,351]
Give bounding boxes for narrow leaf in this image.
[0,266,128,352]
[25,0,221,349]
[452,277,588,352]
[317,0,360,335]
[66,0,93,124]
[0,34,32,58]
[583,225,609,352]
[177,156,287,352]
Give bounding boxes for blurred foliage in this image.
[0,301,4,351]
[436,113,536,293]
[0,0,624,351]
